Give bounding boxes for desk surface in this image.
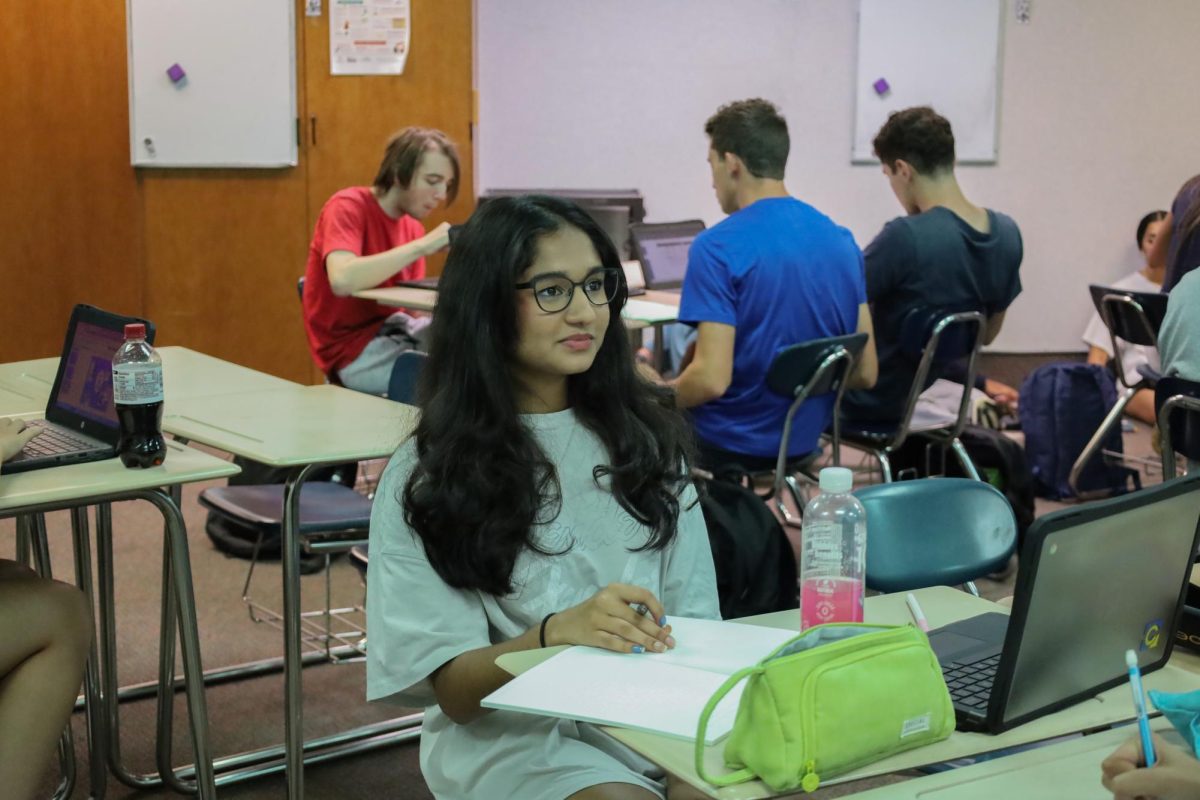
[850,720,1175,799]
[0,347,301,417]
[0,438,239,511]
[496,587,1200,799]
[164,383,417,467]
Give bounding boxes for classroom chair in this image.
[198,482,373,660]
[752,332,869,526]
[1069,287,1168,493]
[854,477,1017,595]
[1156,376,1200,479]
[297,276,346,387]
[350,350,427,583]
[386,349,427,405]
[839,308,985,483]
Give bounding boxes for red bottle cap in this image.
[124,323,146,339]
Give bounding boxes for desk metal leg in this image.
[135,488,219,799]
[283,463,320,800]
[70,507,109,800]
[95,502,192,793]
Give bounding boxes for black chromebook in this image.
[5,304,154,474]
[927,473,1200,733]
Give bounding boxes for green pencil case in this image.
[694,623,954,793]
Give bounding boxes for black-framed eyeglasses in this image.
[515,267,623,313]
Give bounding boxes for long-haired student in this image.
[366,195,719,799]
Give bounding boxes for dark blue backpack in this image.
[1019,363,1141,499]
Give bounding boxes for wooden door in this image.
[302,0,475,286]
[0,3,141,361]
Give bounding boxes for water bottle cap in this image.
[818,467,853,493]
[124,323,146,340]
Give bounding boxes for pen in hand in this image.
[630,602,673,653]
[1125,649,1157,767]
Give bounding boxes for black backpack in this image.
[697,471,798,619]
[887,426,1036,548]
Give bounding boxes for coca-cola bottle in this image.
[111,323,166,468]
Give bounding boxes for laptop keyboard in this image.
[941,653,1001,711]
[12,420,98,460]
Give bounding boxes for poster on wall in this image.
[330,0,410,76]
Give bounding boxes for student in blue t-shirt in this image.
[665,98,877,471]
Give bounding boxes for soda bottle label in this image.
[113,363,163,404]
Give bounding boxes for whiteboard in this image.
[127,0,297,168]
[853,0,1002,163]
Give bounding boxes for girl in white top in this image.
[366,195,719,800]
[1081,210,1168,423]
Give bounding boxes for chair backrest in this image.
[387,350,427,405]
[891,308,985,448]
[1156,376,1200,477]
[765,332,869,399]
[1088,285,1167,348]
[854,477,1017,593]
[766,332,868,472]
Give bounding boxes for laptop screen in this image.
[1000,476,1200,727]
[54,320,124,427]
[633,221,705,288]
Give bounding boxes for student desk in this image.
[163,384,417,800]
[0,436,239,800]
[0,355,57,413]
[354,285,683,364]
[496,587,1200,799]
[0,346,299,416]
[849,720,1175,799]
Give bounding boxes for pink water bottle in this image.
[800,467,866,629]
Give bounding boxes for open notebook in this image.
[482,617,796,744]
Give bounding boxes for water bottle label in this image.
[113,363,163,404]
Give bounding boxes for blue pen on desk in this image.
[1125,649,1157,767]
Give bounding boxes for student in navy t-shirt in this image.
[842,106,1023,426]
[668,98,877,470]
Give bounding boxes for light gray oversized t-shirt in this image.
[366,409,720,800]
[1161,268,1200,381]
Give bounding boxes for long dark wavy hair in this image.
[401,195,695,595]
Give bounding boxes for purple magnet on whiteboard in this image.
[166,63,186,84]
[873,78,890,96]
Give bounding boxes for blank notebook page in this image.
[482,617,795,744]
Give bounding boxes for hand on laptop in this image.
[1102,732,1200,799]
[0,419,41,463]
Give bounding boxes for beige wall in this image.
[477,0,1200,351]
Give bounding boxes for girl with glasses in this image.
[366,195,718,800]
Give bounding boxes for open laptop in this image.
[627,220,705,296]
[4,304,155,474]
[928,473,1200,734]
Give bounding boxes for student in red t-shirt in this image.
[303,127,460,394]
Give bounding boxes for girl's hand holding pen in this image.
[543,583,675,655]
[1101,733,1200,799]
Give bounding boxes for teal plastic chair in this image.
[854,478,1017,595]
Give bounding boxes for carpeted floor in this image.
[9,413,1164,799]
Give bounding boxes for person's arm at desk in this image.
[669,323,734,409]
[1101,732,1200,799]
[0,418,40,469]
[326,221,452,297]
[846,303,878,390]
[431,584,674,724]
